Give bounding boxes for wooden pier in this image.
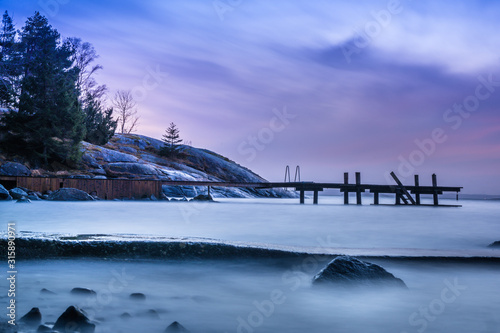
[0,171,461,206]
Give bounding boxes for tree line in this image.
[0,11,141,168]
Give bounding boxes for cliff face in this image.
[0,133,293,199]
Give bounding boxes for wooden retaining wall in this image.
[0,176,162,200]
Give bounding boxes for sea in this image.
[1,196,499,333]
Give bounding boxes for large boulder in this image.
[0,184,12,200]
[9,187,28,200]
[0,162,31,176]
[19,307,42,327]
[53,306,95,333]
[47,188,94,201]
[313,255,406,288]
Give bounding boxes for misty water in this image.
[1,197,500,332]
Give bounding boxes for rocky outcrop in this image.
[53,306,95,333]
[0,184,12,200]
[0,162,31,176]
[313,255,406,288]
[47,188,94,201]
[488,241,500,248]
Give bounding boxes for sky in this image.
[2,0,500,194]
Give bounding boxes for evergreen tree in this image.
[82,92,117,145]
[0,11,21,107]
[0,12,84,166]
[160,122,183,157]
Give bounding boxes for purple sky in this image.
[4,0,500,194]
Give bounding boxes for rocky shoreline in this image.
[0,133,296,201]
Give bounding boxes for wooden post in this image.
[432,174,438,206]
[374,192,379,205]
[300,190,305,204]
[208,185,211,197]
[355,172,362,205]
[396,191,401,205]
[344,172,349,205]
[313,190,319,204]
[414,175,420,205]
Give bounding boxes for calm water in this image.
[1,197,500,332]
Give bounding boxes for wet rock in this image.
[9,187,28,200]
[71,287,97,296]
[191,194,214,202]
[47,188,94,201]
[16,197,31,203]
[488,241,500,248]
[53,306,95,333]
[129,293,146,301]
[0,162,31,176]
[0,184,12,200]
[165,321,190,332]
[141,309,160,319]
[162,185,197,198]
[20,307,42,327]
[313,255,407,288]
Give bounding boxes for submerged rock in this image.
[16,197,31,203]
[71,287,97,296]
[40,288,57,295]
[20,307,42,327]
[36,324,54,332]
[47,188,94,201]
[0,184,12,200]
[0,162,31,176]
[191,194,214,202]
[488,241,500,248]
[53,306,95,333]
[165,321,190,332]
[129,293,146,301]
[313,255,406,288]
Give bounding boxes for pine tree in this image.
[0,12,84,167]
[82,92,117,145]
[160,122,183,157]
[0,11,21,107]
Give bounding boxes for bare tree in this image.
[112,90,139,134]
[66,37,106,101]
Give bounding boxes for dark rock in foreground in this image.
[48,188,94,201]
[165,321,190,332]
[71,287,97,296]
[53,306,95,333]
[20,307,42,327]
[313,255,407,288]
[488,241,500,248]
[0,162,31,176]
[0,184,12,200]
